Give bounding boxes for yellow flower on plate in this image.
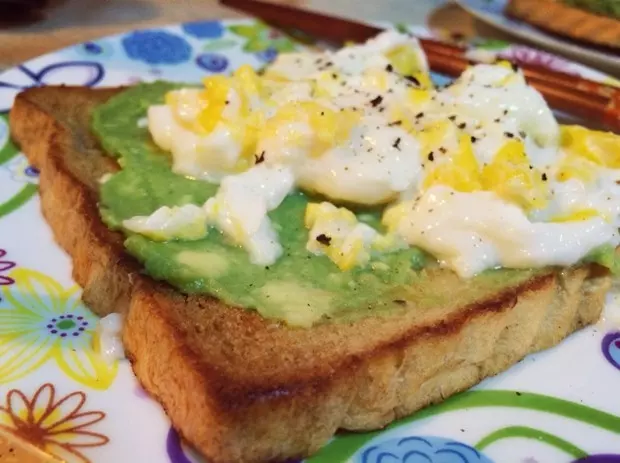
[0,269,118,390]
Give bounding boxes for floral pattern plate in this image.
[1,19,620,463]
[455,0,620,74]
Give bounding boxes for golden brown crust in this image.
[506,0,620,49]
[9,86,612,463]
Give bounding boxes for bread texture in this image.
[506,0,620,49]
[10,86,612,463]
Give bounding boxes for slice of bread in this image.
[506,0,620,50]
[9,86,612,463]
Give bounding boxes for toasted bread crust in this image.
[10,86,612,463]
[506,0,620,49]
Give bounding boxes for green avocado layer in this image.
[92,83,616,326]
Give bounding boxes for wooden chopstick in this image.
[220,0,620,131]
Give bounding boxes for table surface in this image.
[0,0,529,71]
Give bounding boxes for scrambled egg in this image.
[129,30,620,276]
[123,204,207,241]
[304,202,379,271]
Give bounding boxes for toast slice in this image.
[9,85,612,463]
[506,0,620,50]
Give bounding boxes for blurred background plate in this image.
[455,0,620,75]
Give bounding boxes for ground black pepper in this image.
[370,95,383,107]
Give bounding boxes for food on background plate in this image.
[9,30,620,462]
[506,0,620,49]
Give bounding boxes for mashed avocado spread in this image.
[92,83,541,326]
[93,82,619,327]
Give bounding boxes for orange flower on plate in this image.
[0,383,109,463]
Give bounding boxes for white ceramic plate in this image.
[1,19,620,463]
[455,0,620,75]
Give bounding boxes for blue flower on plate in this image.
[256,47,278,63]
[76,40,114,59]
[0,62,104,113]
[122,30,192,65]
[357,436,493,463]
[182,21,225,39]
[195,53,229,72]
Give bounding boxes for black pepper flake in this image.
[529,165,534,170]
[385,64,394,72]
[427,151,434,161]
[511,62,519,72]
[458,122,466,130]
[225,100,230,105]
[439,147,447,154]
[388,120,402,127]
[504,131,515,138]
[471,136,477,143]
[542,173,548,181]
[516,391,522,396]
[494,118,501,123]
[392,137,401,150]
[415,112,425,119]
[316,234,332,246]
[393,299,406,305]
[320,111,325,116]
[503,109,509,115]
[370,95,383,107]
[519,131,526,138]
[331,73,338,80]
[448,115,457,121]
[254,151,265,164]
[405,75,420,86]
